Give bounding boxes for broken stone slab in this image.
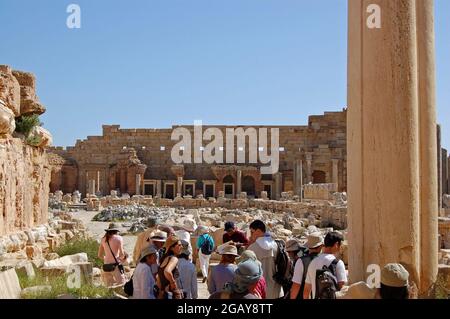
[25,245,43,260]
[15,261,35,279]
[21,285,52,297]
[0,268,22,299]
[42,252,88,270]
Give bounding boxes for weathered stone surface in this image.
[443,195,450,209]
[21,285,52,297]
[0,138,50,236]
[0,102,15,135]
[0,268,21,299]
[0,65,21,116]
[12,70,46,115]
[15,261,36,279]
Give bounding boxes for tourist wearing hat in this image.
[282,239,303,298]
[98,223,128,287]
[290,232,325,298]
[236,250,267,299]
[196,226,215,283]
[132,246,158,299]
[176,240,198,299]
[303,231,347,299]
[379,263,410,299]
[156,235,184,299]
[209,259,263,299]
[222,221,249,253]
[207,244,239,295]
[132,217,160,265]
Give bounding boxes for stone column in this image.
[89,179,96,196]
[443,149,448,196]
[437,124,442,208]
[96,171,100,194]
[331,159,339,191]
[177,176,183,196]
[135,174,141,195]
[306,153,313,183]
[294,160,303,198]
[236,169,242,197]
[156,180,162,197]
[274,172,282,200]
[347,0,438,295]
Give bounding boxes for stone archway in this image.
[223,175,235,198]
[242,175,256,197]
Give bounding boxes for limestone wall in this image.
[0,65,52,237]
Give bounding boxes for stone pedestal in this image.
[347,0,438,296]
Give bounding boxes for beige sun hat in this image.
[286,239,302,252]
[381,263,409,287]
[217,244,239,257]
[150,230,168,242]
[305,232,324,249]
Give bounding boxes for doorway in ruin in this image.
[144,183,155,196]
[242,175,256,198]
[223,175,235,198]
[184,182,195,196]
[263,184,272,199]
[204,183,215,198]
[312,170,326,184]
[164,183,175,199]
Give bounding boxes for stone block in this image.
[15,261,35,279]
[0,65,21,116]
[0,102,15,135]
[25,245,43,260]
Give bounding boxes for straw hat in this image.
[217,244,239,257]
[104,222,121,232]
[163,235,181,252]
[336,281,377,299]
[305,232,324,249]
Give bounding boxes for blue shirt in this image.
[207,263,237,294]
[177,258,198,299]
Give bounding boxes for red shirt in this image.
[222,230,249,246]
[255,276,267,299]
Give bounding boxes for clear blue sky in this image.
[0,0,449,150]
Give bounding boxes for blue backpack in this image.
[200,235,214,255]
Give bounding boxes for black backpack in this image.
[297,252,319,299]
[272,239,291,289]
[200,235,214,255]
[315,259,339,299]
[124,275,133,296]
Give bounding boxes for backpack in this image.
[272,239,291,289]
[315,259,339,299]
[294,252,319,299]
[200,235,214,255]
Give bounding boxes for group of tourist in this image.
[97,218,412,300]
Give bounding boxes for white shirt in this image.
[132,262,156,299]
[305,253,347,299]
[292,259,305,285]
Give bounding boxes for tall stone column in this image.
[294,160,303,198]
[236,169,242,197]
[347,0,438,295]
[89,179,96,196]
[156,180,162,197]
[437,124,442,208]
[96,171,101,194]
[306,153,313,183]
[177,176,183,196]
[135,174,141,195]
[443,149,448,196]
[274,172,282,200]
[331,159,339,191]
